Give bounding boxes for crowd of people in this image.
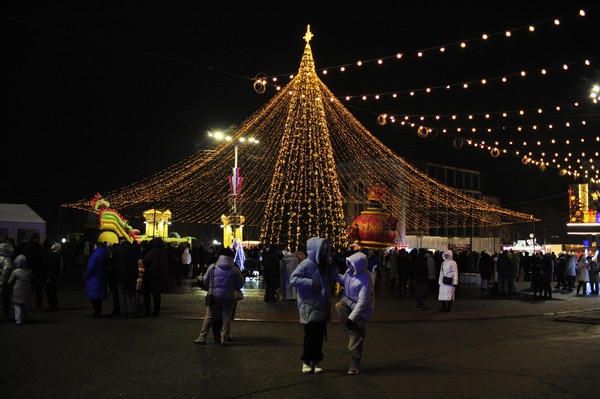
[1,233,598,375]
[0,234,61,324]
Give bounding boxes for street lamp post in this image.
[208,131,259,253]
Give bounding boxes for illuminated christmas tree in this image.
[63,26,535,251]
[259,26,347,249]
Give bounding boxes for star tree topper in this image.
[303,25,313,43]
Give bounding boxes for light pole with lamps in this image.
[208,131,259,264]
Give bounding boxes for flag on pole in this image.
[228,167,243,196]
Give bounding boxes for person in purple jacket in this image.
[335,251,375,375]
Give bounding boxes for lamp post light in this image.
[208,131,259,253]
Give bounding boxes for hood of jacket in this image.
[215,254,234,269]
[306,237,329,265]
[0,242,15,258]
[346,252,367,275]
[442,250,453,261]
[149,237,164,250]
[14,254,28,269]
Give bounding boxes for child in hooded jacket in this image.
[8,254,32,325]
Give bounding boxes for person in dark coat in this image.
[397,248,411,293]
[414,248,429,310]
[21,234,44,311]
[0,242,15,320]
[554,254,567,291]
[106,243,120,316]
[43,242,62,310]
[85,242,108,317]
[478,250,493,290]
[141,237,169,317]
[112,238,140,318]
[191,243,206,279]
[263,245,280,302]
[520,252,532,281]
[496,251,511,296]
[530,253,543,297]
[541,252,554,299]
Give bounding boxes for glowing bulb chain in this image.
[261,8,592,83]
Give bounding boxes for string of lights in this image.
[412,125,600,182]
[383,101,585,120]
[262,7,594,83]
[336,56,598,102]
[63,26,536,250]
[247,9,600,191]
[393,109,595,131]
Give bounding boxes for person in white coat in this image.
[281,250,299,300]
[576,255,590,295]
[438,250,459,312]
[335,251,374,375]
[565,254,578,291]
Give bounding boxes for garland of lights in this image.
[249,12,600,186]
[413,126,600,182]
[262,8,592,84]
[337,57,597,101]
[390,102,587,124]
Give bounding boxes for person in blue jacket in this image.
[289,237,336,374]
[85,241,108,317]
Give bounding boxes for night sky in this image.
[2,1,600,237]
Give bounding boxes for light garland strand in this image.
[413,126,600,182]
[338,56,597,101]
[263,8,593,83]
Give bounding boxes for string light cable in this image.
[261,7,596,83]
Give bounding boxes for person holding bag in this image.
[194,248,243,346]
[438,250,458,312]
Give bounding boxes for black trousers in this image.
[144,293,161,315]
[45,280,58,309]
[33,271,44,309]
[90,299,103,316]
[1,288,11,319]
[301,321,327,364]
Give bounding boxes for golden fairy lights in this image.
[412,108,599,182]
[250,7,599,185]
[338,13,597,184]
[260,29,347,249]
[337,56,596,101]
[62,26,536,249]
[262,8,589,82]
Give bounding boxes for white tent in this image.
[0,203,46,243]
